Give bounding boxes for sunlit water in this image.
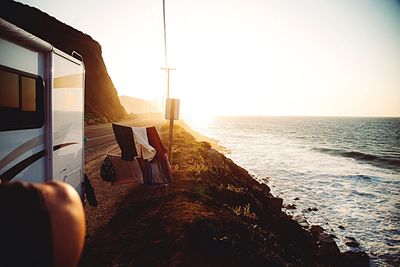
[188,116,400,266]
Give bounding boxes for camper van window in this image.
[22,76,37,112]
[0,70,19,109]
[0,66,44,131]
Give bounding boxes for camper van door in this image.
[52,50,84,194]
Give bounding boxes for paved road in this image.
[84,113,164,161]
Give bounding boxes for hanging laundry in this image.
[136,157,148,184]
[146,127,173,183]
[131,127,156,160]
[146,127,167,161]
[145,159,153,185]
[112,123,138,161]
[150,160,163,184]
[108,123,173,186]
[100,154,144,185]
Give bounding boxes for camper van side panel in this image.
[0,38,46,183]
[52,51,84,194]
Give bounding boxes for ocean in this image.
[188,116,400,266]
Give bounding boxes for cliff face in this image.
[0,0,127,121]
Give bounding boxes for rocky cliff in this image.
[0,0,127,121]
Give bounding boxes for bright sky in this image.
[18,0,400,117]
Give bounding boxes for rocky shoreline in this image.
[79,124,369,266]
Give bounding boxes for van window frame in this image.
[0,65,45,131]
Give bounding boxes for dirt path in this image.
[83,114,166,236]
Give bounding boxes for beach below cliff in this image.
[79,121,369,267]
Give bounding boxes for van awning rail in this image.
[0,18,52,52]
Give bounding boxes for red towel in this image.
[146,127,167,161]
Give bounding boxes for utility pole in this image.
[161,66,176,99]
[161,0,175,99]
[161,0,178,163]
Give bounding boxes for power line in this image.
[162,0,168,67]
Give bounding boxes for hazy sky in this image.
[18,0,400,117]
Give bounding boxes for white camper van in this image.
[0,18,85,196]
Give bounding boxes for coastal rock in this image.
[341,251,370,267]
[246,192,264,213]
[310,225,324,235]
[293,215,309,228]
[251,183,271,196]
[345,236,360,248]
[199,141,212,151]
[264,197,283,214]
[346,241,360,248]
[329,233,337,239]
[345,236,357,241]
[284,203,297,209]
[309,225,341,264]
[305,207,318,212]
[206,149,226,168]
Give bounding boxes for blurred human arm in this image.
[34,182,85,267]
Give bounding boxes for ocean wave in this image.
[313,147,400,170]
[345,174,373,181]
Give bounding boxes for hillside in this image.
[0,0,127,121]
[80,123,369,267]
[119,95,160,114]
